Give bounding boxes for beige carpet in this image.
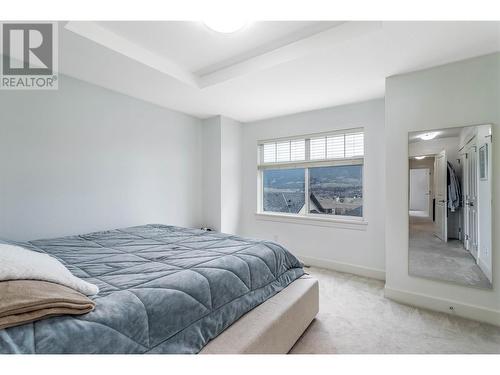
[408,215,491,289]
[290,267,500,354]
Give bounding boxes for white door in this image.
[409,168,430,215]
[434,150,447,242]
[464,143,478,259]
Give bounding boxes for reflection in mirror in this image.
[408,125,493,289]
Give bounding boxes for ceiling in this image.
[94,21,341,75]
[58,21,500,122]
[409,127,464,144]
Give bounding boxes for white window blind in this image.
[326,135,344,159]
[290,139,305,161]
[310,137,326,160]
[276,141,290,162]
[259,129,364,165]
[310,131,364,160]
[345,132,364,157]
[262,139,305,163]
[263,143,276,163]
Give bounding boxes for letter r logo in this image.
[2,23,53,75]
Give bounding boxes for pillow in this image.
[0,280,95,330]
[0,243,99,296]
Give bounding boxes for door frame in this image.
[434,150,448,242]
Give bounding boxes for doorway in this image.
[409,168,430,217]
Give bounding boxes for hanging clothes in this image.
[447,161,462,212]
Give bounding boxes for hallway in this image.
[408,214,492,288]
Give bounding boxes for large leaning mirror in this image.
[408,125,493,289]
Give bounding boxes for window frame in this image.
[256,128,366,226]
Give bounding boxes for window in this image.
[258,129,364,221]
[263,168,305,214]
[309,165,363,217]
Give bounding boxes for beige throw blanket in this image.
[0,280,95,330]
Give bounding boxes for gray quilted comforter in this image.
[0,224,304,354]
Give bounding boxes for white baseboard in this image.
[477,258,493,283]
[385,286,500,327]
[298,255,386,281]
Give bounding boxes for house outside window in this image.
[257,129,364,221]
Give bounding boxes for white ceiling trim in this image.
[198,21,383,88]
[64,21,200,88]
[65,21,383,90]
[193,22,343,76]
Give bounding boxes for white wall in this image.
[239,99,386,278]
[201,115,243,234]
[409,157,434,216]
[0,75,203,241]
[385,53,500,324]
[201,116,222,231]
[409,169,429,212]
[220,117,243,234]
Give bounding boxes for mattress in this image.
[0,224,304,354]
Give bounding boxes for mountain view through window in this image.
[263,168,305,213]
[309,165,363,217]
[263,165,363,217]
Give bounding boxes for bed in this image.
[0,224,318,354]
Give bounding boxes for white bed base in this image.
[200,275,319,354]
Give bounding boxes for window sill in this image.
[254,212,368,230]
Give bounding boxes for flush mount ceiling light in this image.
[414,156,426,160]
[418,132,439,141]
[203,19,247,33]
